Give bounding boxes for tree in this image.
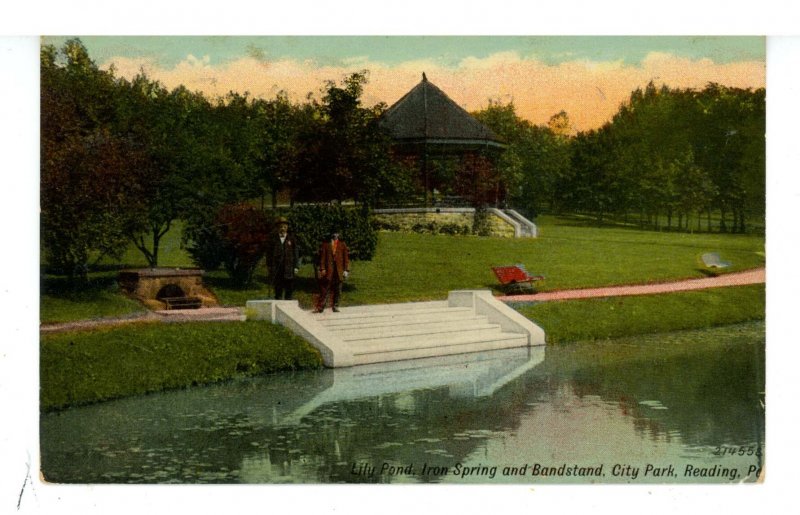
[293,71,408,208]
[473,102,572,216]
[114,73,191,267]
[41,40,150,281]
[547,110,573,137]
[693,83,765,232]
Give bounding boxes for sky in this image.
[42,36,765,133]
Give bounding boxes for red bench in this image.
[491,264,544,294]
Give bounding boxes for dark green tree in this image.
[41,40,150,281]
[293,71,409,208]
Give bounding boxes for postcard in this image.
[5,21,796,514]
[33,34,770,490]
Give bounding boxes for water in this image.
[40,322,765,484]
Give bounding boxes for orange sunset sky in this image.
[44,36,765,133]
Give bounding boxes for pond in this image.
[40,322,765,484]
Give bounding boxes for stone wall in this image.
[485,213,517,238]
[373,208,518,238]
[118,269,219,309]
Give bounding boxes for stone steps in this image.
[312,306,473,327]
[349,332,528,366]
[246,290,546,367]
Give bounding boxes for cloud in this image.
[100,51,765,131]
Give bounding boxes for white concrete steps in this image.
[246,290,546,367]
[313,306,475,328]
[312,298,530,365]
[333,300,449,312]
[342,324,502,350]
[321,316,491,337]
[349,332,529,366]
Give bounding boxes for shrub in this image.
[183,222,225,271]
[439,222,470,235]
[184,204,270,287]
[375,219,401,232]
[216,204,271,287]
[472,206,492,236]
[287,204,378,261]
[411,220,469,236]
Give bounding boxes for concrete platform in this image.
[246,290,546,367]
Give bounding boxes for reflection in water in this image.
[41,322,765,484]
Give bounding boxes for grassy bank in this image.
[40,284,765,411]
[40,321,323,411]
[515,284,766,344]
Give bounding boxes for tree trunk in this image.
[151,229,159,268]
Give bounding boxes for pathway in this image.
[498,268,765,303]
[40,307,245,334]
[40,268,765,333]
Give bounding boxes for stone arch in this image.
[156,283,186,301]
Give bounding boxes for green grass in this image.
[514,284,765,345]
[97,219,195,268]
[40,274,147,323]
[40,320,323,411]
[40,215,766,319]
[332,218,764,306]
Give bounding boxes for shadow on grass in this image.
[548,213,765,236]
[41,273,121,297]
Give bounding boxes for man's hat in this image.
[274,216,289,226]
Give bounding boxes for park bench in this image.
[491,264,545,295]
[160,296,203,310]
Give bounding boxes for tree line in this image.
[473,82,765,233]
[42,39,765,283]
[41,39,411,282]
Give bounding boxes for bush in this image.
[375,219,401,232]
[472,206,492,236]
[184,204,270,287]
[287,204,378,261]
[411,221,435,234]
[216,204,271,287]
[439,222,471,235]
[183,223,225,271]
[411,221,470,236]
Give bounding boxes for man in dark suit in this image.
[267,217,300,300]
[315,230,350,312]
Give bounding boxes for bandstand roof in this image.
[380,73,504,148]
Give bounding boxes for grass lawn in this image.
[40,274,147,324]
[330,216,764,307]
[40,320,323,411]
[514,284,766,345]
[40,215,765,320]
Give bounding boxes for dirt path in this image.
[40,307,245,334]
[498,268,765,303]
[41,269,765,333]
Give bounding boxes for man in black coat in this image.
[267,217,300,300]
